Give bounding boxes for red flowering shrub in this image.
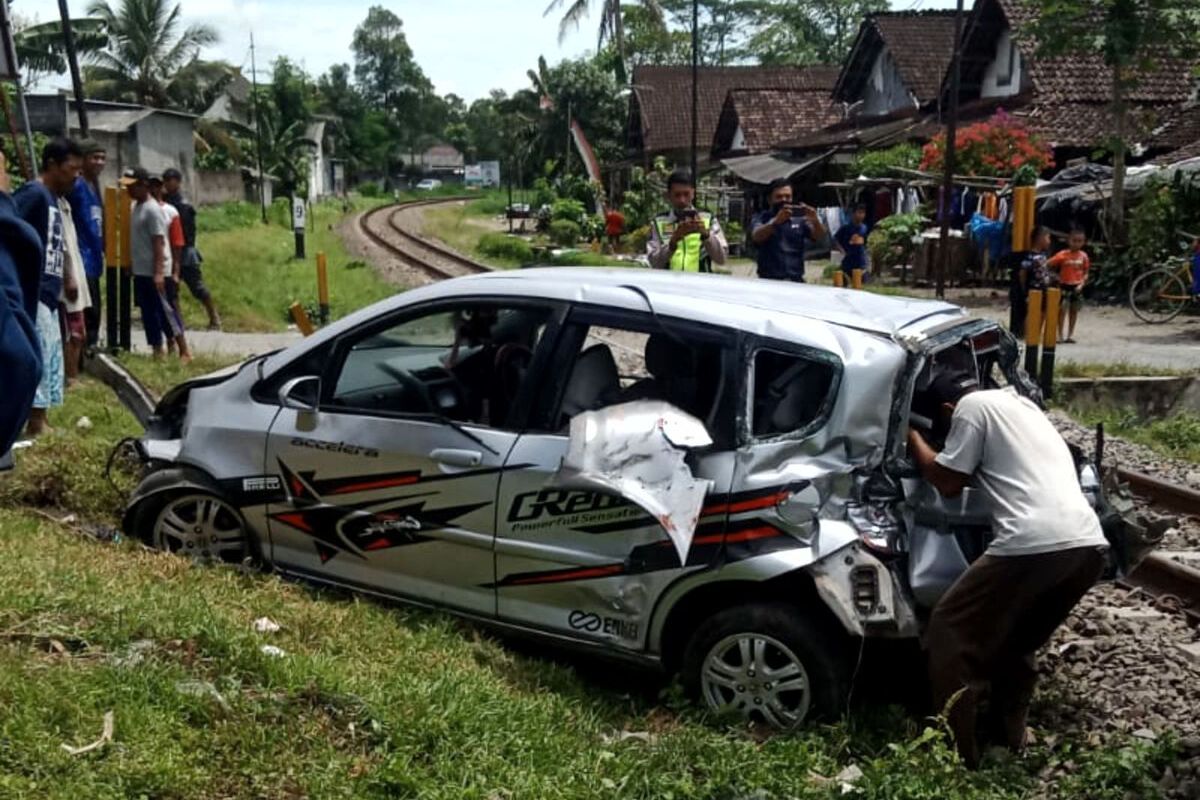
[920,110,1054,177]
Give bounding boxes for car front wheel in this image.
[681,602,848,728]
[135,492,252,565]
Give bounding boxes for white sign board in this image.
[292,197,306,231]
[464,164,483,185]
[480,161,501,187]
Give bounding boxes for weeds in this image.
[1067,406,1200,463]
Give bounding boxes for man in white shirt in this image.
[907,370,1108,768]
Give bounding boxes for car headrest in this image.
[560,344,620,419]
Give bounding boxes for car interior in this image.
[330,305,551,428]
[751,349,837,438]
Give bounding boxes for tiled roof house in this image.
[711,75,842,158]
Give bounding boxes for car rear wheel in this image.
[681,602,847,728]
[136,492,252,565]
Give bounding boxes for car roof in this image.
[263,268,969,377]
[452,268,963,336]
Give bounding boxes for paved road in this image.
[727,260,1200,370]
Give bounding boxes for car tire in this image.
[132,491,258,566]
[681,602,849,728]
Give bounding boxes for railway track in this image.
[359,197,492,281]
[1120,470,1200,628]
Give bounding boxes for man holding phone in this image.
[647,171,727,272]
[751,177,825,282]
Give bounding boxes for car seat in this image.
[559,344,622,425]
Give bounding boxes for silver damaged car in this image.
[125,268,1121,728]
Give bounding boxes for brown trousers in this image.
[926,545,1106,767]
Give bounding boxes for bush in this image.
[550,198,586,224]
[851,143,923,178]
[628,224,652,253]
[921,110,1054,177]
[551,251,620,266]
[548,219,581,247]
[358,181,382,198]
[868,212,926,278]
[478,233,534,264]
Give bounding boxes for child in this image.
[1010,226,1052,336]
[1047,228,1090,343]
[834,204,869,284]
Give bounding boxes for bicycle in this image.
[1128,257,1195,323]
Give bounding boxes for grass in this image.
[0,355,239,523]
[1055,362,1197,379]
[0,504,1179,800]
[1066,406,1200,463]
[421,202,524,269]
[177,197,397,334]
[0,359,1181,798]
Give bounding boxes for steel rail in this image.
[359,198,492,280]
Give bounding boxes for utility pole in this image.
[935,0,965,299]
[690,0,699,181]
[0,0,37,178]
[250,31,268,224]
[56,0,88,135]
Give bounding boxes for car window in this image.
[328,303,553,429]
[751,349,836,438]
[550,315,735,447]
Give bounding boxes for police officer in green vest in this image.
[647,171,728,272]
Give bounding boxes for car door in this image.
[493,307,738,649]
[265,298,561,615]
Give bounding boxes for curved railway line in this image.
[359,196,492,281]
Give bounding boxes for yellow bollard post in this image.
[1023,289,1043,377]
[290,302,315,336]
[117,190,133,351]
[851,268,863,290]
[316,252,329,326]
[833,270,845,287]
[103,187,120,350]
[1040,287,1061,398]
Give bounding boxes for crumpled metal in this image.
[555,401,713,565]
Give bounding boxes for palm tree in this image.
[83,0,218,109]
[13,17,108,88]
[544,0,663,61]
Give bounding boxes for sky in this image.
[15,0,967,102]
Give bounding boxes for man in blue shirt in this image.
[833,204,869,282]
[14,138,82,436]
[750,177,825,282]
[69,138,106,351]
[0,153,44,454]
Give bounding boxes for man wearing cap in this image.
[906,372,1109,768]
[122,167,190,361]
[68,138,106,352]
[163,167,220,329]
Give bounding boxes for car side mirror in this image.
[278,376,320,412]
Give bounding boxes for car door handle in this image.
[430,448,482,468]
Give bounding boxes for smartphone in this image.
[678,208,698,220]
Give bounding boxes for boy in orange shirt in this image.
[1048,228,1090,343]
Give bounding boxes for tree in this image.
[12,16,107,89]
[544,0,663,79]
[1032,0,1200,242]
[351,7,432,116]
[83,0,220,108]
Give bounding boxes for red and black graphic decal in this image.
[269,459,524,563]
[567,481,810,536]
[489,517,793,588]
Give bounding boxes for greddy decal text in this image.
[507,489,643,533]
